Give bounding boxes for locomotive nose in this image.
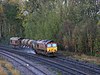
[47,47,57,53]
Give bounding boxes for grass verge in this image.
[0,56,20,75]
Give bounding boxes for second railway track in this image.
[56,56,100,74]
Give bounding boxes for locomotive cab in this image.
[35,40,57,56]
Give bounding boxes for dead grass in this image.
[0,66,7,75]
[0,57,20,75]
[73,54,100,65]
[5,62,20,75]
[59,50,100,65]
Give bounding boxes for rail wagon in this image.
[10,37,22,48]
[27,40,37,48]
[21,39,30,47]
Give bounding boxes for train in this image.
[10,37,57,56]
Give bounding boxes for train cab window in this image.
[47,44,51,47]
[52,44,57,47]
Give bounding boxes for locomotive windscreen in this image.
[47,43,57,47]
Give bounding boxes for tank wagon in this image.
[10,37,57,56]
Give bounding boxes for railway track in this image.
[49,57,100,75]
[0,47,88,75]
[25,54,88,75]
[12,53,100,75]
[32,55,100,75]
[0,49,48,75]
[0,46,100,75]
[56,57,100,74]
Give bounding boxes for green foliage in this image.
[0,1,24,43]
[22,1,61,41]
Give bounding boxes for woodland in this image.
[0,0,100,56]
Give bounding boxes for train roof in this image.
[37,40,54,44]
[10,37,21,40]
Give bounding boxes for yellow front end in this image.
[47,47,57,53]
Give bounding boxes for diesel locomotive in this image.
[10,37,57,56]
